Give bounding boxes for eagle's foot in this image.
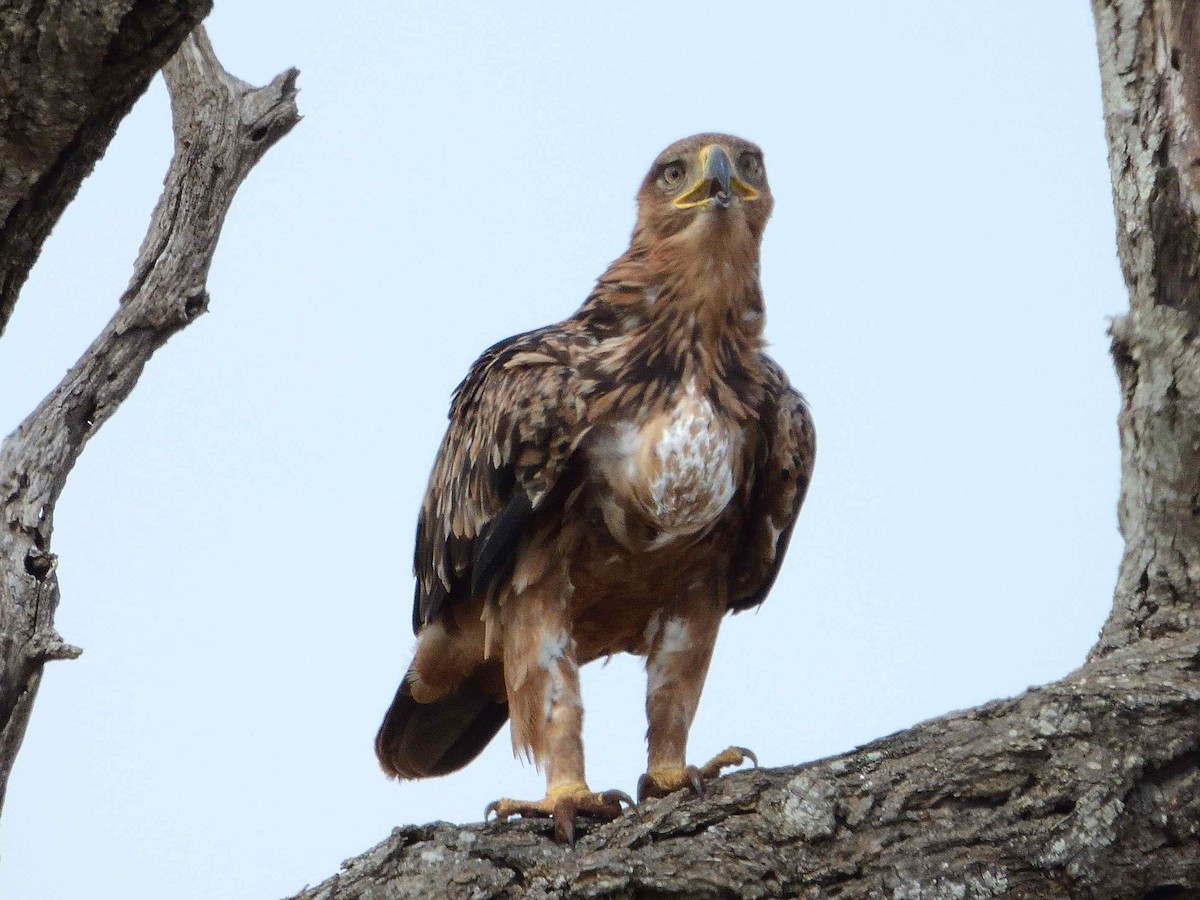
[698,745,758,779]
[484,782,634,845]
[637,745,758,801]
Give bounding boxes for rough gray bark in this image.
[295,640,1198,899]
[0,26,299,814]
[0,0,212,337]
[285,2,1200,898]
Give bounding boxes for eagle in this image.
[375,133,815,843]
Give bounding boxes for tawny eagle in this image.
[376,133,815,843]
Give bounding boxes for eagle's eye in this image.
[739,152,763,179]
[659,161,686,189]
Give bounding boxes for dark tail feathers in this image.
[374,667,508,779]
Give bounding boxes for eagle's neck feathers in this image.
[571,221,767,419]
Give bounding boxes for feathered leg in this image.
[484,572,631,843]
[638,592,756,801]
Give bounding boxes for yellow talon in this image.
[484,783,634,845]
[698,745,757,779]
[638,746,758,802]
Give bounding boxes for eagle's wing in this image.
[412,326,589,633]
[729,356,816,612]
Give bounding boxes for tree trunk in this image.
[284,2,1200,897]
[0,22,299,814]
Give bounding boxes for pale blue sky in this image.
[0,4,1124,898]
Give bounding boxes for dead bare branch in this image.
[0,25,299,816]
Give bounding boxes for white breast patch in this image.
[646,380,736,535]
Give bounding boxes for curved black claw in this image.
[552,789,634,846]
[599,789,636,811]
[636,773,650,803]
[484,797,554,824]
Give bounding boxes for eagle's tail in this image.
[374,666,509,779]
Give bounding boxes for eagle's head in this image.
[633,133,774,251]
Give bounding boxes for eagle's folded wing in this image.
[730,356,816,612]
[412,326,591,633]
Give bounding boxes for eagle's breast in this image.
[586,378,740,548]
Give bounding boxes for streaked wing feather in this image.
[729,356,816,613]
[413,326,588,633]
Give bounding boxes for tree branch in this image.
[0,25,299,816]
[283,1,1200,897]
[291,638,1200,899]
[0,0,213,336]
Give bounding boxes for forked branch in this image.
[0,26,299,816]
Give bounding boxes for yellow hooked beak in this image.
[672,144,760,209]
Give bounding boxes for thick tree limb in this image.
[0,27,299,815]
[295,639,1199,900]
[286,2,1200,897]
[1090,0,1200,659]
[0,0,212,336]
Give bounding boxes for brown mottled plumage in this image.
[375,133,815,843]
